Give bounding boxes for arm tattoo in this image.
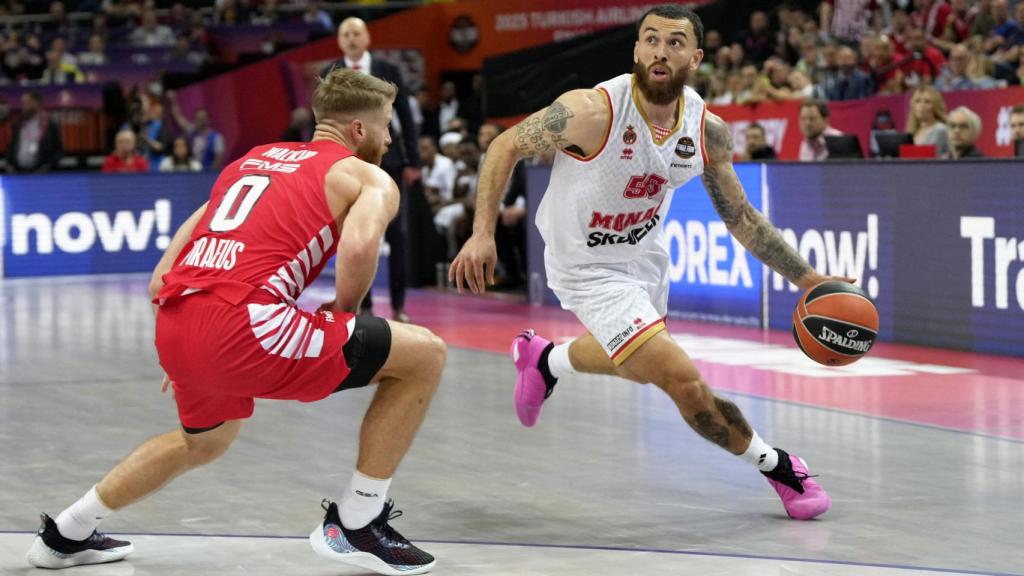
[701,114,811,284]
[512,101,585,156]
[543,101,573,132]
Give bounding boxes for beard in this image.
[356,136,387,166]
[633,60,689,106]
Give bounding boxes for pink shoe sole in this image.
[511,330,552,427]
[765,455,832,520]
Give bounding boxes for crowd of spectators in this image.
[697,0,1024,107]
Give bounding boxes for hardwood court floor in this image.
[1,275,1021,576]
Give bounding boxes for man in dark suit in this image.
[6,91,63,173]
[321,17,420,323]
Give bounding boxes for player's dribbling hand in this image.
[797,272,857,291]
[449,234,497,294]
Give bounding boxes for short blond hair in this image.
[312,67,396,122]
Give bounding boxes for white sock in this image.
[55,485,113,541]
[546,342,576,379]
[339,471,392,530]
[740,431,779,472]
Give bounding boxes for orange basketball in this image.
[792,281,879,366]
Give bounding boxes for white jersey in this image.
[536,73,707,268]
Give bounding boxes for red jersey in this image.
[158,139,354,306]
[101,154,149,173]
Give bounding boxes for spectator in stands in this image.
[798,100,843,161]
[789,69,823,99]
[103,0,142,28]
[280,107,314,142]
[900,26,947,89]
[5,91,62,173]
[970,0,997,38]
[738,10,775,66]
[168,2,191,33]
[158,136,201,172]
[3,33,46,82]
[826,46,874,100]
[820,0,878,43]
[886,8,912,49]
[743,123,778,160]
[302,0,332,32]
[78,33,106,66]
[419,135,456,214]
[738,64,760,104]
[704,29,723,55]
[140,101,172,170]
[710,71,740,104]
[38,1,76,43]
[445,116,470,140]
[936,44,997,90]
[250,0,278,26]
[168,91,226,171]
[907,85,950,156]
[167,33,210,66]
[215,0,252,26]
[438,81,460,138]
[439,131,461,160]
[945,106,984,158]
[415,88,440,140]
[910,0,952,39]
[477,122,503,157]
[760,58,799,101]
[131,8,175,47]
[728,42,746,69]
[873,35,905,94]
[40,38,83,84]
[1010,104,1024,142]
[102,129,149,173]
[934,0,973,51]
[796,33,825,85]
[461,73,484,134]
[713,45,733,74]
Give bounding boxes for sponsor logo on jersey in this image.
[670,162,694,169]
[586,213,661,247]
[239,158,301,173]
[623,125,637,145]
[675,136,696,159]
[606,324,635,350]
[588,200,664,232]
[620,147,633,160]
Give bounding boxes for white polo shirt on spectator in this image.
[423,153,456,202]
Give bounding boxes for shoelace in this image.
[373,501,410,545]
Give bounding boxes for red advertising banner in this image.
[714,86,1024,160]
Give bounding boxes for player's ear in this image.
[352,118,364,140]
[690,48,704,71]
[633,41,639,63]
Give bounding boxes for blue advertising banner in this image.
[1,174,214,278]
[664,163,763,326]
[767,161,1024,357]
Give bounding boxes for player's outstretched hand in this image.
[449,234,497,294]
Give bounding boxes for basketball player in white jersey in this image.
[451,4,847,519]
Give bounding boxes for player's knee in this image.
[421,328,447,379]
[657,374,710,408]
[183,434,231,467]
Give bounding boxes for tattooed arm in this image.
[701,112,825,288]
[449,89,610,293]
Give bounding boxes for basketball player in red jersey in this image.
[28,70,441,575]
[452,4,851,520]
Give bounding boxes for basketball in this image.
[792,281,879,366]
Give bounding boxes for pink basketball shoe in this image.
[511,330,555,427]
[762,450,832,520]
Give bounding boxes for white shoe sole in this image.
[26,536,134,569]
[309,525,435,576]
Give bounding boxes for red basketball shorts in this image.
[155,291,356,430]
